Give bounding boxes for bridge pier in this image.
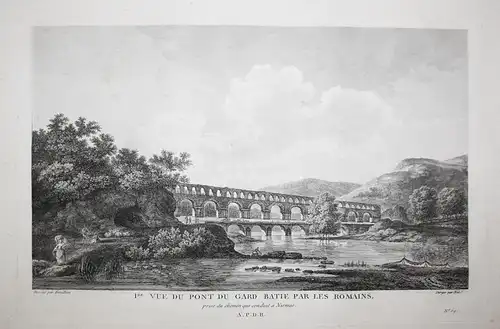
[218,208,228,219]
[241,209,250,219]
[284,228,292,237]
[244,227,252,237]
[265,227,272,237]
[262,211,271,220]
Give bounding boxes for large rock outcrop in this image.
[114,189,181,229]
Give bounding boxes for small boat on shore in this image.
[383,257,450,268]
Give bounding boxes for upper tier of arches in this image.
[172,184,379,211]
[174,184,312,205]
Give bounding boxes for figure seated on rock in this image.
[52,235,68,265]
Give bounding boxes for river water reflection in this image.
[235,233,412,265]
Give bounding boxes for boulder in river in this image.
[262,251,286,258]
[284,252,302,259]
[303,256,327,261]
[320,260,335,265]
[260,251,303,259]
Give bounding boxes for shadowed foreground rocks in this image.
[277,266,468,290]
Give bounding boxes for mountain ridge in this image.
[261,178,361,198]
[338,155,468,211]
[260,155,467,212]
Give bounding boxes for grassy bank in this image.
[277,266,468,290]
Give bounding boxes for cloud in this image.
[218,65,316,150]
[315,85,397,145]
[210,65,395,152]
[196,65,396,187]
[386,61,468,123]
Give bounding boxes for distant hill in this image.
[443,154,468,167]
[338,155,468,211]
[261,178,361,197]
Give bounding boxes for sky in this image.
[33,26,468,190]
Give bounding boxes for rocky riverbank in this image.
[304,218,467,244]
[34,230,323,281]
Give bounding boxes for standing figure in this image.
[52,235,68,264]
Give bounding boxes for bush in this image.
[407,238,468,266]
[148,227,216,259]
[343,260,368,268]
[32,259,52,277]
[124,246,151,261]
[78,246,125,281]
[104,227,132,238]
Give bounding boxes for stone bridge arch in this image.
[346,210,359,222]
[175,198,196,218]
[290,205,305,220]
[202,200,219,218]
[248,202,265,219]
[269,203,284,220]
[227,201,243,219]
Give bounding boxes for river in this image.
[234,233,412,265]
[33,234,416,291]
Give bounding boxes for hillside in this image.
[261,178,361,197]
[338,155,468,211]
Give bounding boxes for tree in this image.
[437,187,467,216]
[307,192,342,238]
[112,148,191,198]
[32,114,117,213]
[148,150,191,189]
[408,186,438,222]
[32,114,192,228]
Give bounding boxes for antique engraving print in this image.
[32,26,468,291]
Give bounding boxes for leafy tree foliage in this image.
[408,186,438,222]
[32,114,116,212]
[112,148,191,201]
[307,192,342,237]
[437,187,467,216]
[32,113,192,226]
[147,227,217,259]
